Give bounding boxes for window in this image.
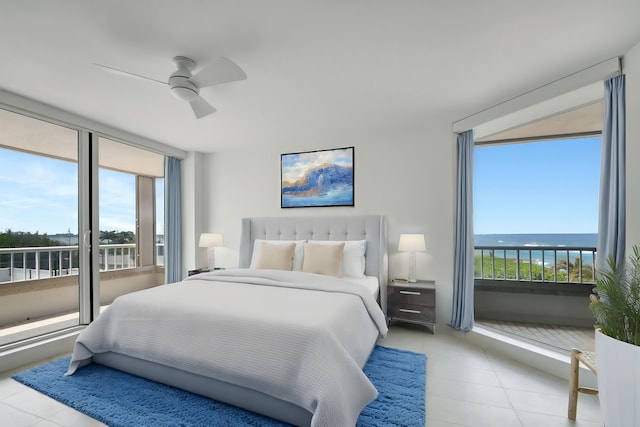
[472,103,603,331]
[474,135,601,285]
[0,109,167,347]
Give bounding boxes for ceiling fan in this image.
[96,56,247,119]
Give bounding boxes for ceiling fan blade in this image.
[94,63,167,85]
[193,57,247,88]
[189,96,216,119]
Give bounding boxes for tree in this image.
[100,230,135,244]
[0,229,60,248]
[557,256,594,283]
[0,229,63,269]
[114,231,135,244]
[100,230,118,244]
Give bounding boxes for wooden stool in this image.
[568,348,598,420]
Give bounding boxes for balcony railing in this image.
[475,245,597,285]
[0,244,137,283]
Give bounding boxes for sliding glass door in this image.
[0,110,169,347]
[0,108,81,345]
[97,137,165,306]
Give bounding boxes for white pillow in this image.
[312,240,367,278]
[252,242,296,271]
[250,239,306,271]
[302,242,345,277]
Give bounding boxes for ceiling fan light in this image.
[171,85,198,102]
[171,86,198,101]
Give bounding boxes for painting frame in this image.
[281,146,354,208]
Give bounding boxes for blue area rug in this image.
[13,345,426,427]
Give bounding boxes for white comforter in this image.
[66,269,388,427]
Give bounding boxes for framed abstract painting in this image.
[281,146,354,208]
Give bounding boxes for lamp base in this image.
[206,247,216,270]
[408,251,417,282]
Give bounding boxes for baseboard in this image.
[453,325,597,389]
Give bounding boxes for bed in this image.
[66,215,389,427]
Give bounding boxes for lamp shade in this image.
[398,234,426,252]
[199,233,224,248]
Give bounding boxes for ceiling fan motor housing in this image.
[169,56,199,101]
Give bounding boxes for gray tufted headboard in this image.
[239,215,388,313]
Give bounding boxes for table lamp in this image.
[199,233,223,270]
[398,233,426,282]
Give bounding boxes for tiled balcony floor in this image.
[476,319,596,352]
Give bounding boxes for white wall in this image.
[180,41,640,330]
[624,39,640,251]
[196,128,457,326]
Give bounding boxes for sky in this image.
[0,148,163,236]
[473,136,601,234]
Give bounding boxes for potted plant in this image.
[589,246,640,427]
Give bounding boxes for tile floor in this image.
[0,325,602,427]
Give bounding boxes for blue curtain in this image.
[596,75,626,272]
[449,130,475,331]
[165,156,183,284]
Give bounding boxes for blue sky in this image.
[473,136,601,234]
[0,148,153,235]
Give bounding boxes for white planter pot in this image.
[595,328,640,427]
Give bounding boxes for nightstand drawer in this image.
[390,288,435,306]
[389,304,435,323]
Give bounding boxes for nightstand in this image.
[187,267,210,276]
[388,279,436,333]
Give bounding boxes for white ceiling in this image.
[0,1,638,154]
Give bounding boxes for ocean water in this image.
[474,233,597,269]
[282,188,353,208]
[474,233,597,248]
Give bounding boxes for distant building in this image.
[48,234,79,245]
